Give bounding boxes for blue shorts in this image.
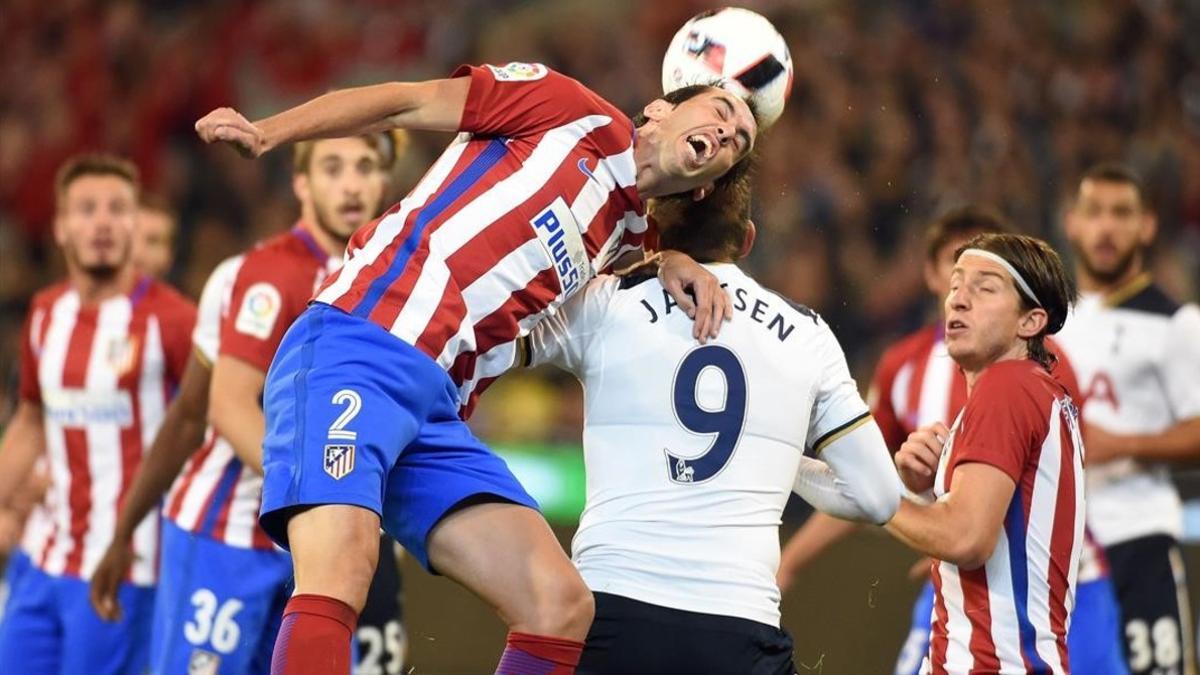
[259,303,538,570]
[1069,576,1129,675]
[150,520,293,675]
[0,563,154,674]
[0,550,34,622]
[894,577,1128,675]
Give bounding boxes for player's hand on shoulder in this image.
[196,107,270,158]
[895,422,949,494]
[89,541,134,622]
[658,250,733,344]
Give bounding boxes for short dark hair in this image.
[630,84,716,128]
[1079,162,1148,209]
[293,130,408,175]
[652,164,754,263]
[925,205,1012,262]
[955,233,1077,370]
[55,153,139,209]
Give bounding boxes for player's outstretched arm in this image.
[885,463,1014,569]
[0,401,46,509]
[195,77,470,158]
[208,354,267,475]
[793,419,902,525]
[91,352,211,621]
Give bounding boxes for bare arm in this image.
[0,401,45,507]
[92,352,211,621]
[208,354,266,475]
[195,77,471,157]
[885,462,1015,569]
[1086,418,1200,465]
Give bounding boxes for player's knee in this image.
[287,505,381,611]
[527,570,594,638]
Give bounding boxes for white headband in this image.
[960,248,1042,307]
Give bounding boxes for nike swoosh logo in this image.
[577,157,597,182]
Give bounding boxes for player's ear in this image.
[1017,307,1049,339]
[1063,202,1080,241]
[642,99,673,123]
[53,211,68,247]
[738,220,756,259]
[292,172,310,204]
[923,259,942,296]
[1139,211,1157,247]
[691,183,715,201]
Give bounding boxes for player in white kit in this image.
[1056,162,1200,675]
[518,183,902,674]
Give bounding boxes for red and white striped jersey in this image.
[19,277,196,585]
[871,325,1107,582]
[924,360,1086,675]
[165,226,334,549]
[313,63,647,417]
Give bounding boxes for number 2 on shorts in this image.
[328,389,362,441]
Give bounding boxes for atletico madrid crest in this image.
[323,444,355,480]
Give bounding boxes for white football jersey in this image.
[1055,275,1200,546]
[525,264,871,627]
[191,254,243,363]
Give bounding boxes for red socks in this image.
[495,632,585,675]
[270,594,358,675]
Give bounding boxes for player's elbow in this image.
[848,459,903,524]
[206,391,236,439]
[944,532,997,570]
[863,481,902,525]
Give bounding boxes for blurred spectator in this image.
[1,0,1198,442]
[133,195,177,279]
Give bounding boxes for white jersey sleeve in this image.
[806,318,872,454]
[191,255,244,364]
[792,420,901,524]
[526,275,619,374]
[1164,304,1200,420]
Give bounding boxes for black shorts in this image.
[356,534,405,673]
[577,592,796,675]
[1106,534,1197,675]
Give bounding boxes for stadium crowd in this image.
[3,0,1199,443]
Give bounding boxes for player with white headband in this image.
[885,233,1085,673]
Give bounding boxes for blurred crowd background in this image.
[2,0,1199,445]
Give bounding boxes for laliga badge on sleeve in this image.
[486,62,548,82]
[234,282,282,340]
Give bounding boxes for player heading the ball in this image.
[196,62,757,675]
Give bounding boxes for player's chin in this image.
[329,220,361,238]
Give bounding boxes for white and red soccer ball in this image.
[662,7,794,128]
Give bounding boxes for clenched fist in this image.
[895,422,951,494]
[195,107,270,158]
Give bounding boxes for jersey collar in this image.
[292,223,330,266]
[1102,272,1152,308]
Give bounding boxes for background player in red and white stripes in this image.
[778,207,1125,674]
[0,154,196,674]
[90,132,410,674]
[196,61,756,674]
[887,233,1083,674]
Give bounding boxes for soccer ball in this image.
[661,7,794,128]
